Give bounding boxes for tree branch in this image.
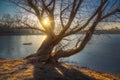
[21,21,46,33]
[100,9,120,20]
[63,0,108,37]
[58,0,83,37]
[9,0,36,15]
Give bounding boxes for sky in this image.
[0,0,16,18]
[0,0,119,29]
[0,0,117,17]
[0,0,119,16]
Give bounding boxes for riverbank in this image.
[0,30,120,36]
[0,59,120,80]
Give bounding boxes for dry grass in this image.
[0,59,120,80]
[0,59,33,80]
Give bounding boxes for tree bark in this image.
[26,36,55,62]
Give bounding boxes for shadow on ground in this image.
[0,59,95,80]
[0,59,120,80]
[32,62,95,80]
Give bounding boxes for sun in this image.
[42,18,50,26]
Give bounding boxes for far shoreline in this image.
[0,32,120,36]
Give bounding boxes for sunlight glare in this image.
[42,18,50,26]
[43,35,47,40]
[55,67,64,76]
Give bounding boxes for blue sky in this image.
[0,0,118,17]
[0,0,120,22]
[0,0,119,29]
[0,0,16,18]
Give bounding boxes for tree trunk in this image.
[26,36,55,62]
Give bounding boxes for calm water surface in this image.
[0,34,120,74]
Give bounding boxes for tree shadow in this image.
[31,62,95,80]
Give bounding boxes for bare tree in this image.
[9,0,120,63]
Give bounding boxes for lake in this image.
[0,34,120,74]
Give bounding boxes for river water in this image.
[0,34,120,74]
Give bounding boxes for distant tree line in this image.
[0,14,43,35]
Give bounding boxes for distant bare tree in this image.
[0,14,13,27]
[9,0,120,63]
